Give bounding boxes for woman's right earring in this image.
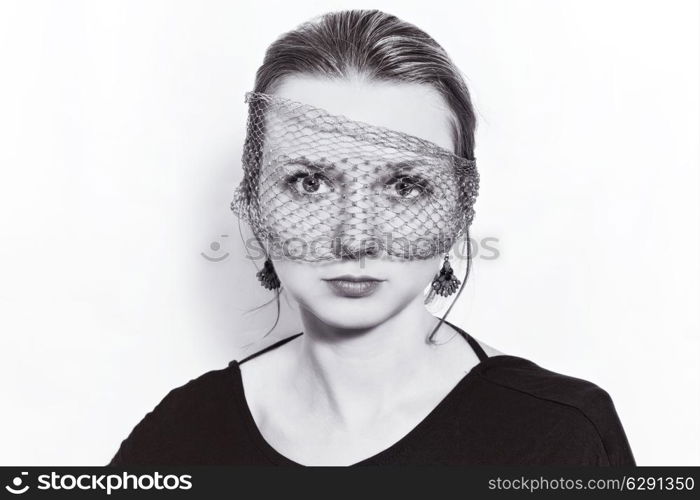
[256,257,281,290]
[431,254,461,297]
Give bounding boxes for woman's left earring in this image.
[256,257,281,290]
[431,254,461,297]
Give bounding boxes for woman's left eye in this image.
[384,174,431,200]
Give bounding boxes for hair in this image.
[238,9,478,343]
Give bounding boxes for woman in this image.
[108,9,635,466]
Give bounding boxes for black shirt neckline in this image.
[227,320,517,466]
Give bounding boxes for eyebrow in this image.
[280,156,427,178]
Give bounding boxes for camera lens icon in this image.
[5,472,29,494]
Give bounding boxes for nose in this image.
[331,184,383,260]
[334,234,381,260]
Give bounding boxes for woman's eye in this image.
[285,171,334,195]
[384,174,431,200]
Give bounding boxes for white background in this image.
[0,0,698,465]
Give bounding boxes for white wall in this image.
[0,0,697,465]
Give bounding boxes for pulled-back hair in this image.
[253,9,476,160]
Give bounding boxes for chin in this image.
[309,299,395,331]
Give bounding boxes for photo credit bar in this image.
[3,469,192,497]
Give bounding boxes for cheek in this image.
[386,260,441,296]
[270,261,318,297]
[270,260,343,312]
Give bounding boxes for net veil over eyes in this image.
[230,91,479,262]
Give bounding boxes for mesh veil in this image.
[230,91,479,262]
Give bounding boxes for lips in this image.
[323,275,385,298]
[326,275,384,282]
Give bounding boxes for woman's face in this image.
[263,75,458,330]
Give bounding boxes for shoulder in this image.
[140,366,234,422]
[474,355,615,415]
[107,365,235,466]
[470,355,636,465]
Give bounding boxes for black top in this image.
[107,320,636,466]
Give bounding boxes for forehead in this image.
[269,75,456,152]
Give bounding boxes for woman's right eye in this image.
[284,170,334,195]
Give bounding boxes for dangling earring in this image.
[256,257,281,290]
[431,254,461,297]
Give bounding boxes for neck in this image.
[290,296,448,428]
